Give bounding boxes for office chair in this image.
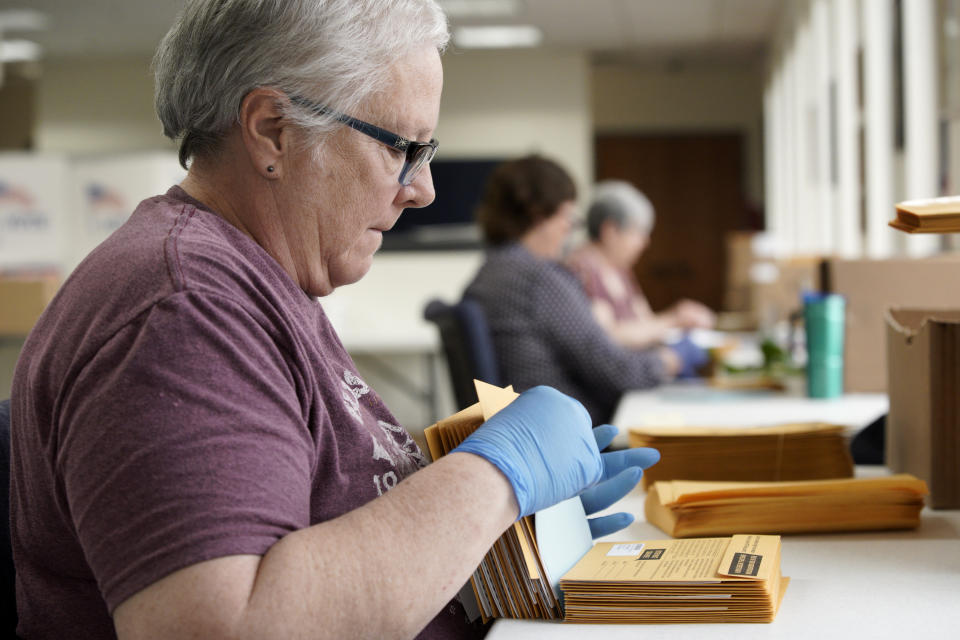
[0,398,16,635]
[423,298,500,410]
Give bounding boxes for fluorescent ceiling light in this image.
[454,25,542,49]
[440,0,521,18]
[0,9,49,31]
[0,39,42,63]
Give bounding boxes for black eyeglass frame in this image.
[290,95,438,186]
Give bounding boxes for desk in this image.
[611,383,889,448]
[487,468,960,640]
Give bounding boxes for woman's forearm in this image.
[114,453,517,640]
[244,452,517,638]
[609,316,673,349]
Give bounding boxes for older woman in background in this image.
[464,156,682,425]
[566,180,716,350]
[9,2,659,639]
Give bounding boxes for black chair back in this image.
[0,398,16,635]
[424,298,500,410]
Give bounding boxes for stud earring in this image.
[267,165,275,173]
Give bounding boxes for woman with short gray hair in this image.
[154,0,451,170]
[567,180,716,350]
[10,2,659,639]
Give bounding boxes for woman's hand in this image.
[580,424,660,538]
[451,386,602,517]
[452,387,660,527]
[671,299,716,329]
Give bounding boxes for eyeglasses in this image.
[290,95,438,186]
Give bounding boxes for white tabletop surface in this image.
[611,383,889,448]
[487,468,960,640]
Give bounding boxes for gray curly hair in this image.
[153,0,449,169]
[586,180,655,240]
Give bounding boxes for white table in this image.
[610,383,889,448]
[487,468,960,640]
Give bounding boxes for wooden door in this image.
[594,133,750,312]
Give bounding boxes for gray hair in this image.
[153,0,449,169]
[586,180,655,240]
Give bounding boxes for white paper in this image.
[535,496,593,601]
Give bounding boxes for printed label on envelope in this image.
[639,548,666,560]
[606,543,646,557]
[727,552,762,576]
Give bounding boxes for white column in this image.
[776,60,793,256]
[831,0,862,258]
[794,3,817,255]
[764,36,787,248]
[900,0,941,256]
[764,76,779,240]
[862,0,896,258]
[812,0,834,255]
[780,29,800,255]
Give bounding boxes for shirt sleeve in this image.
[531,265,666,412]
[56,291,315,613]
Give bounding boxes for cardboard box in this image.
[0,275,59,336]
[829,257,960,392]
[724,231,757,312]
[749,256,823,328]
[885,308,960,509]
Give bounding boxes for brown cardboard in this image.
[828,257,960,392]
[885,308,960,509]
[750,256,823,327]
[722,231,825,324]
[0,276,59,336]
[724,231,756,312]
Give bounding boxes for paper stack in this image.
[561,535,788,624]
[628,423,854,488]
[423,382,564,621]
[645,475,928,538]
[889,196,960,233]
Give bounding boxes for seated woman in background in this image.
[464,155,681,424]
[566,180,716,351]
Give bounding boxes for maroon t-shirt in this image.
[10,187,482,639]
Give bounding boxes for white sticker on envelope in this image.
[606,543,646,557]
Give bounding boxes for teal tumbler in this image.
[803,293,845,398]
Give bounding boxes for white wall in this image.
[34,49,595,184]
[36,56,174,153]
[591,62,766,207]
[438,48,593,198]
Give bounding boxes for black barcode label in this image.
[728,552,762,576]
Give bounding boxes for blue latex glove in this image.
[580,424,661,538]
[670,335,710,379]
[452,386,602,518]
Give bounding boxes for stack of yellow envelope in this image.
[423,382,563,621]
[628,423,854,488]
[561,535,788,624]
[889,196,960,233]
[645,475,928,538]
